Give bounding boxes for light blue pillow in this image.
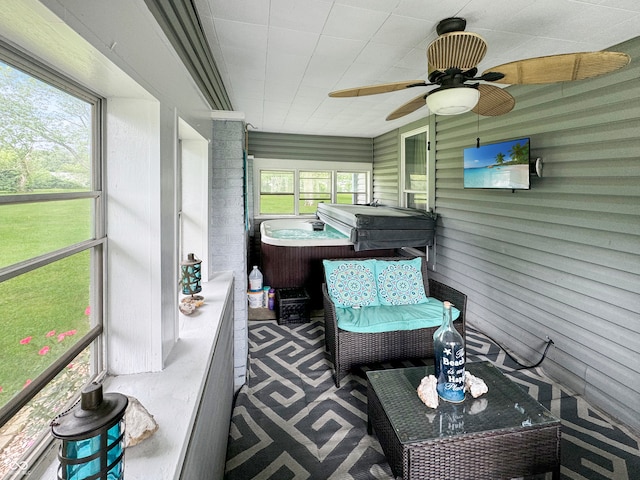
[375,258,428,305]
[323,259,379,308]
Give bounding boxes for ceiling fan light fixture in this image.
[426,87,480,115]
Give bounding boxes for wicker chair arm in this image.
[428,278,467,324]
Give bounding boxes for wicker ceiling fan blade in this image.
[485,51,631,85]
[328,80,428,97]
[472,84,516,116]
[329,19,631,120]
[428,31,487,71]
[386,93,428,121]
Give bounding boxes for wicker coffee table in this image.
[367,361,561,479]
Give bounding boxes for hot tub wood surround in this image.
[261,243,395,309]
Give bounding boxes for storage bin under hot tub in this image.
[276,288,310,325]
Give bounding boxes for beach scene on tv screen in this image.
[464,138,530,189]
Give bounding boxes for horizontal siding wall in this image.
[248,131,372,162]
[430,36,640,431]
[372,129,400,206]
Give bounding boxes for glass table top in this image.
[366,361,560,444]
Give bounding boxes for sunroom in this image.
[0,1,638,479]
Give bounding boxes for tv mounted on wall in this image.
[463,137,531,190]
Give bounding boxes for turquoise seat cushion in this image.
[335,298,461,333]
[375,257,428,305]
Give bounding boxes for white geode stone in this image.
[125,396,159,447]
[464,371,488,398]
[179,302,196,315]
[468,397,488,414]
[417,375,439,409]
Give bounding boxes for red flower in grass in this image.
[0,386,3,393]
[46,330,56,338]
[23,379,32,388]
[20,336,33,345]
[39,346,50,356]
[56,330,74,342]
[85,306,91,316]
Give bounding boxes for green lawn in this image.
[0,197,92,408]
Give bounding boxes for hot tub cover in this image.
[316,203,436,251]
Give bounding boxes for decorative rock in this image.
[418,372,488,409]
[181,296,205,307]
[179,302,196,315]
[468,397,488,415]
[124,396,159,447]
[417,375,439,409]
[464,371,488,398]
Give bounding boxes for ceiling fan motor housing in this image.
[436,17,467,35]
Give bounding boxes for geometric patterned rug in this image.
[224,316,640,480]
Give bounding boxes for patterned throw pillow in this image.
[375,258,429,305]
[323,259,379,308]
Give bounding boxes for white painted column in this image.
[106,98,178,374]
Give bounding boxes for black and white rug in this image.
[224,317,640,479]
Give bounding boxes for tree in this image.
[495,152,505,165]
[0,62,91,192]
[508,142,530,165]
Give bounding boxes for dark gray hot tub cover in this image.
[316,203,436,251]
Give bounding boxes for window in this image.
[0,46,104,476]
[260,170,294,214]
[257,161,370,216]
[299,171,331,214]
[337,171,367,205]
[401,126,429,210]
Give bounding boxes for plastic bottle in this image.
[434,301,465,403]
[248,266,263,291]
[262,286,270,308]
[268,288,275,310]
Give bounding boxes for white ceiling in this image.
[194,0,640,138]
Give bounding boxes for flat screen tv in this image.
[463,137,531,190]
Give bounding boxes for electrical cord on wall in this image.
[468,326,555,370]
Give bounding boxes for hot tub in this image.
[259,218,395,308]
[260,218,350,246]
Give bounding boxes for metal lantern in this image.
[180,253,203,297]
[51,383,128,480]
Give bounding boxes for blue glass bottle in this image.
[434,301,465,403]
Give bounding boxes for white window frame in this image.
[0,41,106,471]
[254,158,372,217]
[400,125,429,210]
[335,171,369,205]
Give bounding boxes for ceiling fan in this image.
[328,17,630,120]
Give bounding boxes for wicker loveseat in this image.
[322,256,466,387]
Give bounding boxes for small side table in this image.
[367,361,561,479]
